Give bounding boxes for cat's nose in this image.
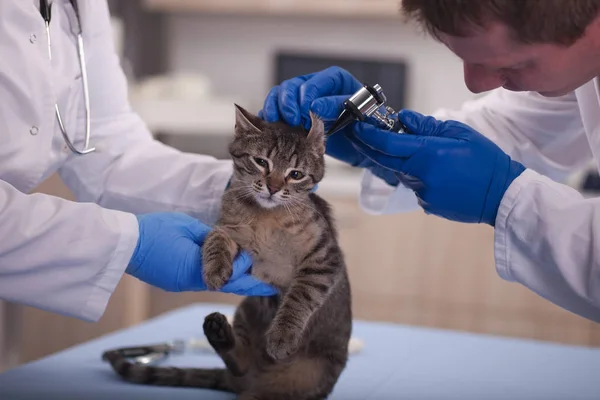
[267,184,280,195]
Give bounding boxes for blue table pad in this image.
[0,303,599,400]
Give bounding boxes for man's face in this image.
[438,23,600,97]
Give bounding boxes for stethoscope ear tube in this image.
[40,0,95,155]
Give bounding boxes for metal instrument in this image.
[101,338,215,365]
[326,83,409,136]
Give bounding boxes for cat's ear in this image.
[307,111,325,155]
[234,104,263,136]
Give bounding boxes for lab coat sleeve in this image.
[58,1,232,226]
[0,179,138,322]
[359,88,593,215]
[495,168,600,322]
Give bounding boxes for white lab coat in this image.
[360,81,600,323]
[0,0,232,321]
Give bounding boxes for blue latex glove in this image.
[126,212,277,295]
[348,110,526,225]
[259,66,401,186]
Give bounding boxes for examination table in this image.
[0,303,598,399]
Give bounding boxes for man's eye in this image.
[288,170,304,180]
[253,157,269,169]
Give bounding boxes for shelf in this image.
[142,0,403,19]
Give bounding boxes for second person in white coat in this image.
[0,0,276,322]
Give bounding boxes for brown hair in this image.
[401,0,600,46]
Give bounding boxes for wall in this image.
[164,14,478,114]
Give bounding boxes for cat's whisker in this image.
[289,197,326,221]
[228,186,254,195]
[230,188,256,202]
[283,202,297,226]
[227,185,256,192]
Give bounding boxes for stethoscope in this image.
[39,0,95,155]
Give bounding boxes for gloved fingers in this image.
[300,68,361,124]
[259,67,361,130]
[221,274,278,296]
[354,122,425,158]
[230,249,254,280]
[369,165,402,187]
[299,67,362,110]
[398,109,444,137]
[400,110,484,141]
[184,219,211,244]
[325,129,367,166]
[259,85,281,123]
[310,95,349,122]
[182,268,208,292]
[277,75,316,126]
[396,171,424,191]
[348,136,406,173]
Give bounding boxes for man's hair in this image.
[401,0,600,46]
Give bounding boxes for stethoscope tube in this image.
[40,0,95,155]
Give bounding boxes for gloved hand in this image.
[259,66,401,186]
[126,212,277,295]
[348,110,526,225]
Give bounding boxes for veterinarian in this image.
[260,0,600,323]
[0,0,276,322]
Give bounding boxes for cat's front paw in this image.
[203,261,233,291]
[202,233,234,291]
[265,323,300,361]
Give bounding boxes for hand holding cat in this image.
[349,110,526,225]
[126,212,278,295]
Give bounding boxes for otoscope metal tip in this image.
[325,109,355,136]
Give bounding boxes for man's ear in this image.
[307,111,325,155]
[234,104,263,135]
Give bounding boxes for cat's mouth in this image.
[255,193,280,208]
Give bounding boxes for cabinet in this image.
[4,175,600,372]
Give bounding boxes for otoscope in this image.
[325,83,409,136]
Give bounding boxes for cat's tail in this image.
[102,349,232,391]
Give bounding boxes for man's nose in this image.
[463,63,505,93]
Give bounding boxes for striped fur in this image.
[105,105,352,400]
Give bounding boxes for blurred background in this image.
[2,0,600,373]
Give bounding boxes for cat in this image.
[103,104,353,400]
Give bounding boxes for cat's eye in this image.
[288,170,304,180]
[253,157,269,170]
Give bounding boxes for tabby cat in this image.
[103,104,353,400]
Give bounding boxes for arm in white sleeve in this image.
[58,1,232,226]
[432,88,592,181]
[360,88,593,215]
[495,169,600,323]
[0,180,138,322]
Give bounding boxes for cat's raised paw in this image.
[202,231,235,291]
[203,312,235,352]
[202,258,233,291]
[265,325,299,361]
